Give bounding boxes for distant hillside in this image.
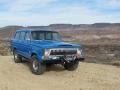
[0,26,23,40]
[0,23,120,40]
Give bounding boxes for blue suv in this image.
[11,29,84,75]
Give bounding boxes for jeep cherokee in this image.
[11,29,84,75]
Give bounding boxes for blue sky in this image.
[0,0,120,26]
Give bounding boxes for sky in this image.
[0,0,120,26]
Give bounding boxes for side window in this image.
[19,32,26,40]
[25,32,30,40]
[14,32,20,39]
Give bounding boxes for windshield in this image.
[32,31,61,41]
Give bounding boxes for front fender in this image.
[31,46,44,62]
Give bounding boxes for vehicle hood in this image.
[31,40,82,49]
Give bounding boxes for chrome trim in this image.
[49,48,78,55]
[49,48,78,51]
[44,48,83,60]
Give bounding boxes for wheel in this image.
[13,49,22,63]
[30,55,46,75]
[64,60,79,71]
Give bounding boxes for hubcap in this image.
[33,60,39,71]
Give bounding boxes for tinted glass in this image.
[46,32,52,40]
[53,33,61,41]
[14,32,20,39]
[39,32,44,40]
[19,32,26,40]
[25,32,30,40]
[32,31,61,41]
[32,32,44,40]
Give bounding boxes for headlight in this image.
[44,49,50,60]
[77,48,82,57]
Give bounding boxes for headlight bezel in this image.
[77,48,83,57]
[44,49,51,60]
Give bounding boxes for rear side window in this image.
[19,32,26,40]
[25,32,30,40]
[14,32,20,39]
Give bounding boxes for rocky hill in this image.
[0,23,120,40]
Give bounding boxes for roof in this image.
[16,28,57,33]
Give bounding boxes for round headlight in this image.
[44,49,50,60]
[77,49,82,57]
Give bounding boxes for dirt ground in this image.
[0,56,120,90]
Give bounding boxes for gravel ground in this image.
[0,56,120,90]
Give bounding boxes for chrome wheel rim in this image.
[33,60,39,71]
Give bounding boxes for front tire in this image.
[13,50,22,63]
[64,60,79,71]
[30,55,46,75]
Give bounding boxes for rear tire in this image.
[64,60,79,71]
[30,55,46,75]
[13,50,22,63]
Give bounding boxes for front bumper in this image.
[43,55,85,63]
[76,57,85,62]
[43,57,85,64]
[43,48,85,63]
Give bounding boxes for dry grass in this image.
[0,41,10,56]
[111,61,120,67]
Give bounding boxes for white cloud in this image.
[0,0,11,3]
[95,0,120,8]
[8,0,57,12]
[0,5,119,26]
[0,0,120,26]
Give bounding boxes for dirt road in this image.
[0,56,120,90]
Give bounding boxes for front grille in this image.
[50,49,77,55]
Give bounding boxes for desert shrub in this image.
[111,61,120,67]
[0,41,10,56]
